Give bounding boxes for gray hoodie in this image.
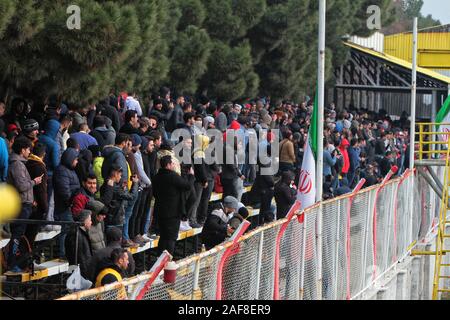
[8,153,36,204]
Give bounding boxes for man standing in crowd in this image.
[7,136,43,272]
[53,147,80,258]
[152,155,193,255]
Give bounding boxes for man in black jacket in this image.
[221,140,245,199]
[201,196,238,250]
[274,171,296,220]
[100,164,139,247]
[119,110,140,135]
[152,155,193,255]
[53,147,80,258]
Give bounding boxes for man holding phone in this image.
[7,136,44,272]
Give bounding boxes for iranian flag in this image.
[297,92,318,209]
[436,95,450,142]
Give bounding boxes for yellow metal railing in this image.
[416,123,450,160]
[432,136,450,300]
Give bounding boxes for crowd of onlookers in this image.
[0,89,410,287]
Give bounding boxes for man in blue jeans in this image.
[7,137,44,272]
[53,148,80,258]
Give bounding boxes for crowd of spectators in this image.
[0,89,411,287]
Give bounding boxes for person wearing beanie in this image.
[201,196,238,250]
[65,209,93,279]
[21,118,40,147]
[204,116,215,130]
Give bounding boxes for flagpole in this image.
[408,17,418,258]
[316,0,326,300]
[409,17,418,170]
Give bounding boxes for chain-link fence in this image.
[60,169,436,301]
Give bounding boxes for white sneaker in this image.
[179,221,192,232]
[141,234,152,242]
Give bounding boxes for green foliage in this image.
[169,26,211,95]
[0,0,398,103]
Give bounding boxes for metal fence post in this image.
[191,257,201,300]
[332,201,341,300]
[299,213,307,300]
[254,231,264,300]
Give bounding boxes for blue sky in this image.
[421,0,450,25]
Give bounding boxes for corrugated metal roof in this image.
[344,42,450,85]
[349,32,384,53]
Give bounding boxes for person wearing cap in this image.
[70,123,98,151]
[203,116,215,130]
[65,210,93,279]
[53,147,80,258]
[21,118,40,147]
[201,196,238,250]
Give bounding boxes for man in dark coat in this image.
[53,147,80,258]
[274,171,296,220]
[152,155,193,255]
[250,161,275,225]
[90,115,115,149]
[119,110,140,135]
[65,210,93,279]
[201,196,238,250]
[102,133,130,186]
[100,164,138,247]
